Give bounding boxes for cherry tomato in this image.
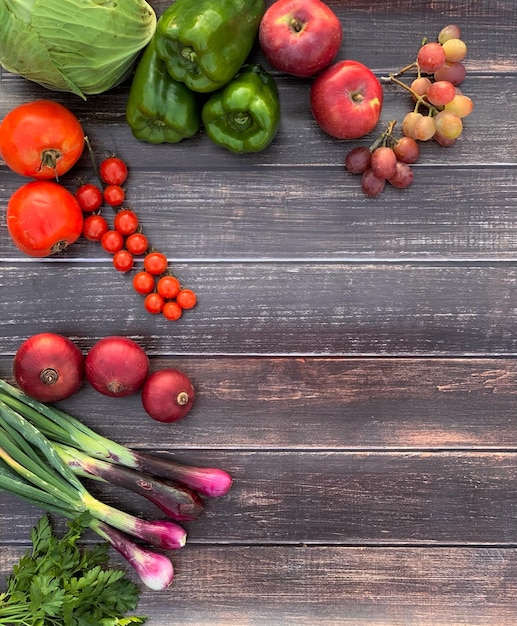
[82,214,108,242]
[75,184,103,213]
[99,157,128,186]
[144,292,165,314]
[112,249,134,273]
[163,301,183,321]
[125,232,148,256]
[157,275,181,299]
[143,251,168,275]
[0,100,85,180]
[132,271,155,295]
[7,181,83,257]
[103,184,125,207]
[176,289,197,310]
[114,209,139,235]
[101,229,124,254]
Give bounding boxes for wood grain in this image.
[2,450,516,545]
[0,265,516,355]
[1,357,516,450]
[1,545,516,625]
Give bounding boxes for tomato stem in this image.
[84,136,103,187]
[50,240,70,255]
[39,150,62,180]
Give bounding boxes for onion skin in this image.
[142,368,195,423]
[85,336,149,398]
[13,333,84,402]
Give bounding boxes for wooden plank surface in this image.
[1,0,516,623]
[1,545,515,625]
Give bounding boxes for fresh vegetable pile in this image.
[0,0,478,619]
[126,0,281,154]
[1,334,227,606]
[0,372,232,592]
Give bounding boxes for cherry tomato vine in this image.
[77,146,197,322]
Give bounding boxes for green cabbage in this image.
[0,0,156,99]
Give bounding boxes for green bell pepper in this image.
[126,39,201,144]
[155,0,265,93]
[201,64,281,154]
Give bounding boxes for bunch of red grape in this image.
[345,24,473,197]
[345,124,419,196]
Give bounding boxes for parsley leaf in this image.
[0,515,148,625]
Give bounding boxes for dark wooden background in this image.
[1,0,516,623]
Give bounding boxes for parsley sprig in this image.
[0,514,147,625]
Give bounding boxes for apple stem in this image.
[289,18,303,33]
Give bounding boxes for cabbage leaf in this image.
[0,0,156,99]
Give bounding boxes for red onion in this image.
[85,336,149,397]
[142,368,195,422]
[13,332,84,402]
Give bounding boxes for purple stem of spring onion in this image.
[82,492,187,550]
[90,518,174,591]
[56,443,204,521]
[132,451,233,497]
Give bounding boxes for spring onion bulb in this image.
[90,519,175,591]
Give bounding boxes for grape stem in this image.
[382,60,418,80]
[369,120,398,151]
[381,74,437,114]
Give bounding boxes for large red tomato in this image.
[0,100,85,179]
[7,181,84,257]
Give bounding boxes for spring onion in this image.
[0,377,233,497]
[55,442,205,521]
[0,397,187,548]
[0,397,178,589]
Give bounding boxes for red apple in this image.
[259,0,342,78]
[310,60,384,139]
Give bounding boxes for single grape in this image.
[438,24,461,44]
[345,146,372,174]
[402,111,422,139]
[442,38,467,62]
[388,161,414,189]
[434,110,463,140]
[411,76,432,100]
[417,42,446,73]
[393,136,420,164]
[434,61,466,85]
[426,80,456,106]
[361,168,385,197]
[370,146,398,180]
[413,114,436,141]
[443,94,474,118]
